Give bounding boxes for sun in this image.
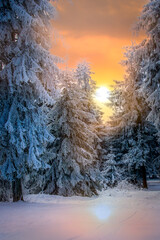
[95,86,110,103]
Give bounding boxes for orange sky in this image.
[51,0,147,120]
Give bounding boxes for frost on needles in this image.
[0,0,59,201]
[45,71,103,197]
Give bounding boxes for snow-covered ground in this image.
[0,180,160,240]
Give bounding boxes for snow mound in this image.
[24,193,94,205]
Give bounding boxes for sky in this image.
[51,0,147,120]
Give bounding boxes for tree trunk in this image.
[141,165,148,189]
[12,178,23,202]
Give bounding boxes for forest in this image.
[0,0,160,203]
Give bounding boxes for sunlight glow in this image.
[95,87,110,103]
[90,204,111,221]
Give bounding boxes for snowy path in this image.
[0,181,160,240]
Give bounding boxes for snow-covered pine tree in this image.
[102,38,159,188]
[74,61,102,121]
[100,125,130,188]
[100,47,143,185]
[74,62,96,92]
[108,43,148,131]
[135,0,160,136]
[74,61,103,158]
[101,144,120,188]
[122,122,159,188]
[45,72,102,197]
[0,0,59,201]
[102,111,159,189]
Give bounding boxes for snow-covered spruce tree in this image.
[101,143,120,188]
[100,53,143,186]
[108,43,148,131]
[122,122,159,188]
[135,0,160,136]
[74,62,103,159]
[100,125,130,188]
[74,62,96,92]
[45,73,102,197]
[116,0,160,183]
[0,0,59,201]
[74,62,102,122]
[102,107,159,189]
[102,41,159,188]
